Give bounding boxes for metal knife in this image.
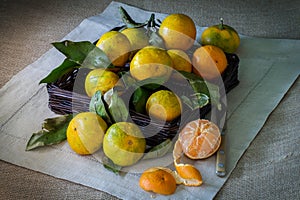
[216,119,227,177]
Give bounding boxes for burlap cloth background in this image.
[0,0,299,199]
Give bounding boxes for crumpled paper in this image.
[0,1,299,200]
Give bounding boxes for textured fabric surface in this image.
[0,79,298,200]
[0,0,299,199]
[215,78,300,199]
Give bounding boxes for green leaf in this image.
[102,155,122,175]
[26,114,73,151]
[81,45,113,69]
[119,6,148,28]
[40,41,114,84]
[104,89,129,123]
[120,73,165,91]
[135,76,166,90]
[52,40,112,68]
[39,59,78,84]
[89,91,113,125]
[119,72,137,89]
[131,87,151,114]
[52,40,94,64]
[179,71,210,96]
[143,139,173,160]
[181,93,209,110]
[148,31,165,49]
[178,71,222,109]
[205,81,222,110]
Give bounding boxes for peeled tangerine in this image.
[172,119,221,186]
[178,119,221,159]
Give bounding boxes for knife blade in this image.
[216,119,227,177]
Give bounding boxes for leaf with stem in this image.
[119,6,148,28]
[40,41,113,84]
[26,114,73,151]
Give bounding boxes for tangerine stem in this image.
[219,17,224,30]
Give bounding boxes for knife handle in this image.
[216,134,226,177]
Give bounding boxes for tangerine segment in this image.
[179,119,221,159]
[139,167,177,195]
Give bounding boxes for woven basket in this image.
[46,53,239,147]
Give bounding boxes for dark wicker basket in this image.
[46,53,239,148]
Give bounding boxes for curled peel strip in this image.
[172,140,203,186]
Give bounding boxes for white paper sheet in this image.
[0,1,299,199]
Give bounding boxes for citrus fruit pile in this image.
[36,6,240,196]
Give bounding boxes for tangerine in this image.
[66,112,107,155]
[192,45,228,80]
[139,167,177,195]
[103,122,146,166]
[167,49,192,73]
[146,90,181,122]
[96,31,131,66]
[201,18,240,53]
[130,46,173,81]
[84,68,119,97]
[121,27,149,59]
[159,13,196,50]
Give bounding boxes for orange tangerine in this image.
[175,163,203,186]
[192,45,227,80]
[159,13,196,50]
[139,167,177,195]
